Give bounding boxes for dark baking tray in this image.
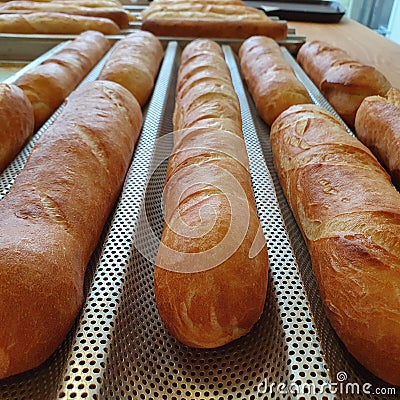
[245,0,346,22]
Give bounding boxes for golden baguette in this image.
[0,0,130,28]
[141,18,287,40]
[270,103,400,386]
[16,30,110,129]
[297,40,391,127]
[0,84,34,173]
[355,87,400,187]
[98,31,164,106]
[0,80,142,379]
[141,3,266,20]
[239,35,310,126]
[0,11,121,34]
[154,39,268,348]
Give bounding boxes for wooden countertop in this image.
[290,17,400,88]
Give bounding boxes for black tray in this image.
[245,0,346,23]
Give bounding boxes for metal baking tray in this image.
[246,0,346,23]
[0,38,397,400]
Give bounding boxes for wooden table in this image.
[290,17,400,88]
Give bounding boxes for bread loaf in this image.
[26,0,123,7]
[0,84,34,173]
[98,31,164,106]
[142,18,287,40]
[0,80,142,379]
[173,39,242,134]
[270,103,400,386]
[146,0,245,5]
[141,3,267,20]
[141,2,287,39]
[297,40,391,127]
[16,30,110,130]
[239,35,310,126]
[355,87,400,187]
[154,39,268,348]
[0,1,130,28]
[0,11,121,34]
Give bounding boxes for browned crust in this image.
[16,30,111,129]
[0,12,121,34]
[297,40,391,127]
[154,39,268,348]
[0,80,142,379]
[141,18,287,40]
[239,35,310,125]
[355,88,400,188]
[270,103,400,386]
[0,84,34,173]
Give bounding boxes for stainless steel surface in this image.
[0,38,396,400]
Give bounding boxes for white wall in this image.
[388,0,400,43]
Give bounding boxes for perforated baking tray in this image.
[0,39,398,400]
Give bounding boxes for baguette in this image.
[355,88,400,187]
[142,18,287,39]
[297,40,391,127]
[16,30,110,130]
[0,1,131,28]
[98,31,164,106]
[0,84,34,173]
[0,11,121,34]
[141,3,267,20]
[148,0,245,5]
[0,80,142,379]
[270,103,400,386]
[239,35,310,126]
[173,39,242,134]
[26,0,123,7]
[154,39,268,348]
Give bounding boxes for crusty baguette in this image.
[0,84,34,173]
[173,39,242,134]
[141,2,287,39]
[154,39,268,348]
[355,87,400,187]
[0,1,130,28]
[141,3,266,20]
[0,80,142,379]
[239,35,310,126]
[142,18,287,39]
[297,40,391,127]
[270,103,400,386]
[148,0,245,5]
[98,31,163,106]
[0,11,121,34]
[20,0,123,8]
[16,30,110,130]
